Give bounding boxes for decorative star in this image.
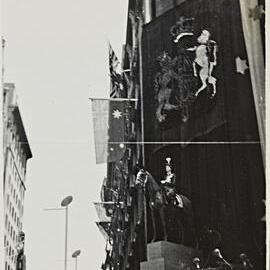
[249,5,265,21]
[235,56,249,75]
[112,109,122,119]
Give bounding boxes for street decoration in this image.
[186,29,217,97]
[154,17,218,123]
[235,56,249,75]
[248,4,265,21]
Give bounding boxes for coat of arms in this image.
[154,17,218,123]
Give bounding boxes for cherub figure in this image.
[187,30,217,97]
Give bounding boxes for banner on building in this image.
[142,0,261,147]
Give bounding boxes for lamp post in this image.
[61,196,73,270]
[72,250,81,270]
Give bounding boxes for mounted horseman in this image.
[161,157,184,208]
[135,158,197,246]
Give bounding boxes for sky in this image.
[3,1,128,269]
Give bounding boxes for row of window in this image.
[8,156,25,201]
[4,237,17,266]
[6,196,22,228]
[5,261,15,270]
[7,221,17,242]
[10,129,27,174]
[7,176,24,216]
[5,214,20,243]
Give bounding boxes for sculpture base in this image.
[140,241,201,270]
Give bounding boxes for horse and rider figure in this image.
[135,157,197,247]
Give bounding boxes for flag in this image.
[91,99,109,164]
[107,100,127,163]
[91,98,134,164]
[109,43,124,98]
[96,222,112,240]
[94,202,115,222]
[239,0,265,165]
[94,201,124,221]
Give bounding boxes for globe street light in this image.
[61,196,73,270]
[72,250,81,270]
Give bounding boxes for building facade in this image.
[97,0,265,269]
[3,83,32,270]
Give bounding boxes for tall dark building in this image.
[98,1,265,269]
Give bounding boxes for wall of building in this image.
[3,84,32,270]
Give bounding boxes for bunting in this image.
[109,43,124,98]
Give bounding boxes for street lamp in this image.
[61,196,73,270]
[72,250,81,270]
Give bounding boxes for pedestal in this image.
[140,241,201,270]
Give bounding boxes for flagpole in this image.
[137,13,148,253]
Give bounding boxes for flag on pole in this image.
[107,100,127,163]
[91,98,136,164]
[91,99,109,164]
[109,43,124,98]
[96,222,112,241]
[94,202,115,222]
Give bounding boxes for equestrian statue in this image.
[135,157,197,246]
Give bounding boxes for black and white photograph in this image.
[1,0,266,270]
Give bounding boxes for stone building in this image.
[3,83,32,270]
